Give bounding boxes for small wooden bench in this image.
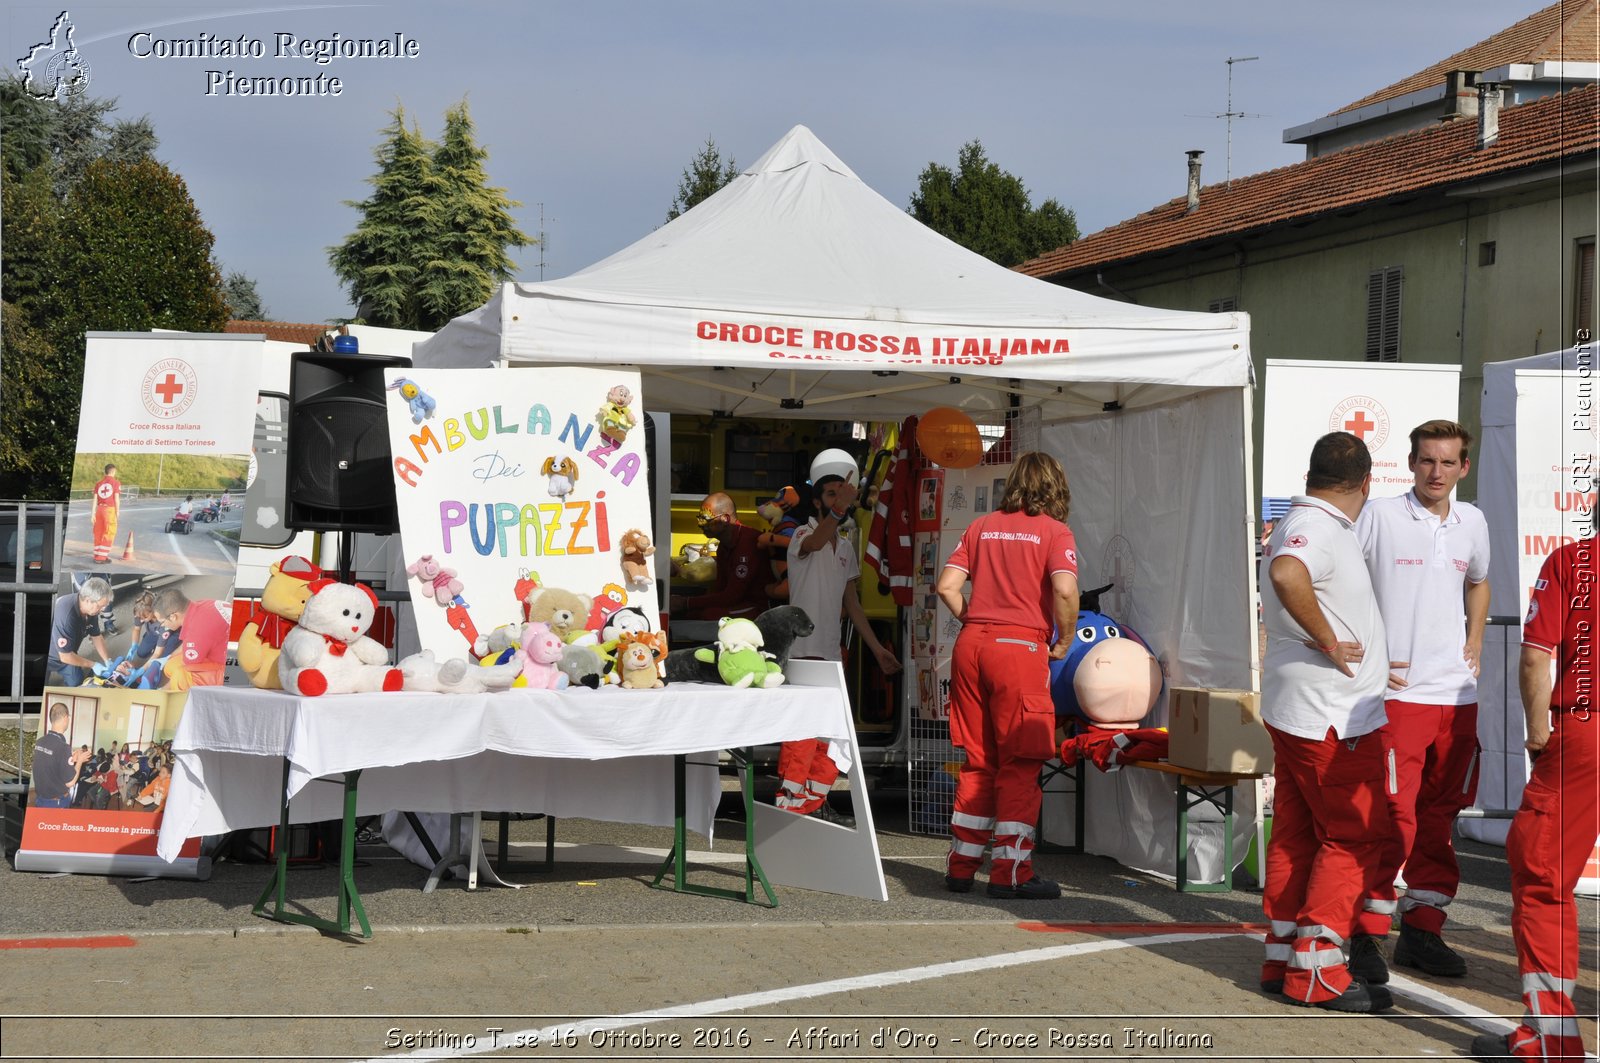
[1039,758,1266,893]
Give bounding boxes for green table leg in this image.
[652,750,776,907]
[252,765,372,937]
[1174,780,1236,895]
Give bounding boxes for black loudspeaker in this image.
[287,351,410,534]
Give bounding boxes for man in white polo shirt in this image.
[1259,431,1393,1014]
[1350,420,1490,983]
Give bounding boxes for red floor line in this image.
[1018,922,1267,934]
[0,935,138,949]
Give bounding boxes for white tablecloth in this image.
[156,678,853,863]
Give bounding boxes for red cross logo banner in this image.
[1327,395,1390,451]
[141,357,199,420]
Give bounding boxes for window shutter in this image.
[1365,266,1403,361]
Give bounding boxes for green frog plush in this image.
[693,617,785,689]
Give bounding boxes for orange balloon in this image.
[917,407,983,468]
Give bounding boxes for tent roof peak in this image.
[744,124,858,180]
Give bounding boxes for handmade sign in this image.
[386,368,658,661]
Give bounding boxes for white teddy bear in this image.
[278,580,404,696]
[397,649,521,694]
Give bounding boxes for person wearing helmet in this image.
[935,452,1079,900]
[775,460,902,822]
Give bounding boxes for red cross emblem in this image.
[154,373,184,404]
[1343,410,1376,439]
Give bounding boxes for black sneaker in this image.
[1468,1032,1511,1060]
[945,874,974,894]
[808,802,855,829]
[1347,933,1390,985]
[986,876,1062,900]
[1260,977,1284,995]
[1393,924,1466,977]
[1283,976,1393,1014]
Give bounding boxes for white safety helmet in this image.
[809,448,859,487]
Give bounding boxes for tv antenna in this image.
[536,202,553,280]
[1218,56,1263,186]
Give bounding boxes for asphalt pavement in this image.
[1,783,1594,1063]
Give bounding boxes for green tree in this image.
[666,137,738,221]
[424,101,532,326]
[908,140,1078,268]
[330,103,530,331]
[328,108,439,329]
[1,159,227,498]
[221,270,267,320]
[0,80,222,500]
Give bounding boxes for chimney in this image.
[1447,70,1481,119]
[1186,150,1204,214]
[1477,82,1503,148]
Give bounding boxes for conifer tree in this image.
[666,138,738,221]
[328,108,442,330]
[330,103,530,331]
[424,101,532,327]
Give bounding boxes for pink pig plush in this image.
[406,554,463,606]
[515,621,570,690]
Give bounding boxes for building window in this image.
[1576,238,1595,341]
[1478,242,1496,266]
[1208,296,1237,313]
[1365,266,1403,362]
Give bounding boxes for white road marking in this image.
[361,932,1246,1062]
[1385,972,1528,1040]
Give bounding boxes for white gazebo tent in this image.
[415,125,1259,881]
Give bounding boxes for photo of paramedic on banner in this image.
[63,451,248,576]
[30,690,184,815]
[45,572,234,692]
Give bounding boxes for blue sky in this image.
[4,0,1528,323]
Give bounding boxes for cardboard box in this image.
[1166,687,1274,774]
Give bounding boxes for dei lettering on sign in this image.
[386,368,658,660]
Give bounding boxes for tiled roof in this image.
[1019,83,1599,280]
[224,320,331,346]
[1334,1,1599,116]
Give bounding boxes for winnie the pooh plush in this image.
[693,616,785,689]
[237,555,322,689]
[278,580,403,696]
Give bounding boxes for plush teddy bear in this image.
[406,554,464,606]
[515,621,570,690]
[237,555,322,689]
[524,586,594,644]
[618,528,655,588]
[614,631,667,689]
[693,616,785,689]
[278,579,403,696]
[663,605,813,684]
[398,649,520,694]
